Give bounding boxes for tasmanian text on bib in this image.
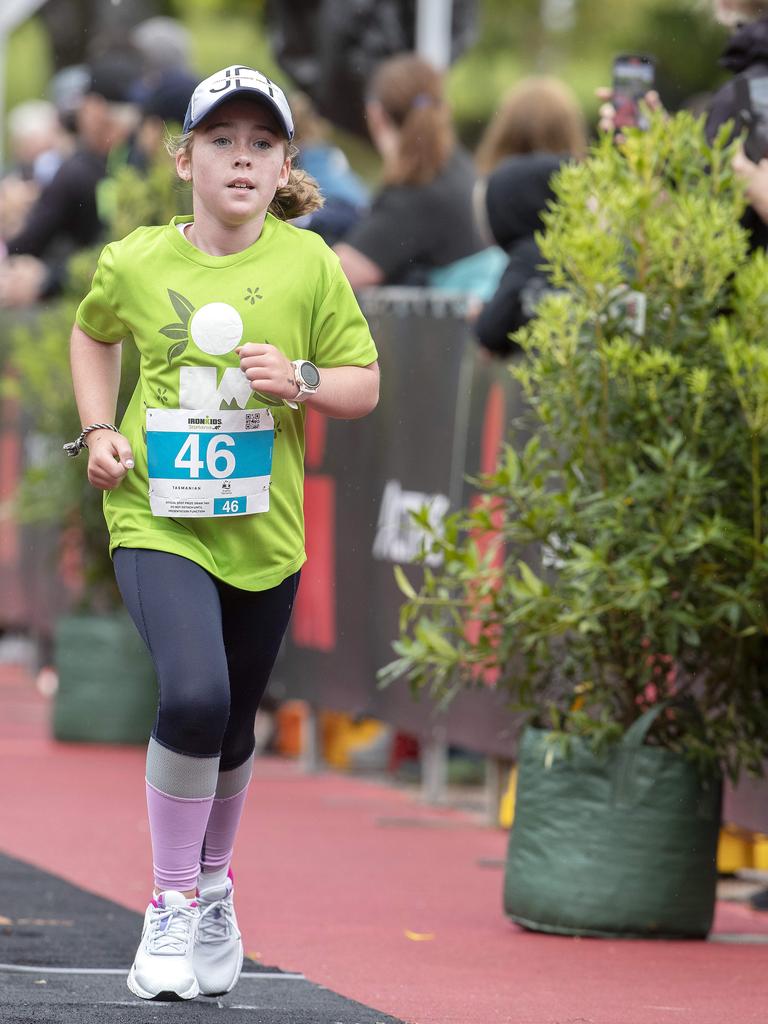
[146,408,273,518]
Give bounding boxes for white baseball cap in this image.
[183,65,294,139]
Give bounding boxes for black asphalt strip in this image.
[0,851,404,1024]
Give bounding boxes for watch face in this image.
[299,362,320,388]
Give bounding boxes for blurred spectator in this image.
[290,90,369,246]
[706,0,768,139]
[474,76,587,177]
[707,1,768,247]
[131,16,193,91]
[334,53,484,289]
[124,17,197,173]
[128,71,197,172]
[48,64,91,136]
[471,77,586,355]
[733,144,768,218]
[264,0,478,139]
[0,54,140,308]
[0,100,72,241]
[473,153,564,356]
[5,100,70,186]
[0,178,37,243]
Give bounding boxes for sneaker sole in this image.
[198,940,244,997]
[127,965,200,1001]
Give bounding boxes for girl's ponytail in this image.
[392,99,452,187]
[369,53,455,188]
[269,166,324,220]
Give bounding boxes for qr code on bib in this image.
[245,412,262,429]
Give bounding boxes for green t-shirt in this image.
[76,214,378,591]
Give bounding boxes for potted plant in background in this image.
[379,112,768,938]
[6,156,190,744]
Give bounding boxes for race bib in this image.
[146,408,273,518]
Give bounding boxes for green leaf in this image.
[517,560,544,596]
[394,564,417,600]
[167,339,188,365]
[159,323,188,340]
[167,289,195,326]
[417,621,457,660]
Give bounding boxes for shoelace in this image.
[148,904,198,954]
[197,895,236,944]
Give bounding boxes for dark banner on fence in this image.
[273,290,523,758]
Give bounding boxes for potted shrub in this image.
[7,156,190,744]
[379,112,768,938]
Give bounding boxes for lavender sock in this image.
[145,738,219,893]
[146,782,215,892]
[200,756,254,881]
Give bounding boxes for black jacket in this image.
[475,153,562,356]
[706,16,768,250]
[6,147,107,296]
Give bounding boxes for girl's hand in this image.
[237,342,298,402]
[87,429,134,490]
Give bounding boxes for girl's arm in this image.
[70,323,134,490]
[238,343,380,419]
[298,362,380,418]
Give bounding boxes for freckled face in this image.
[176,97,291,228]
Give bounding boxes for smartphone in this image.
[744,77,768,162]
[612,54,656,131]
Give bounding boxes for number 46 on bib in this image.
[146,408,273,518]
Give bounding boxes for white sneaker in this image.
[193,873,243,996]
[127,891,200,1000]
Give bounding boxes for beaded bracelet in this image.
[63,423,118,458]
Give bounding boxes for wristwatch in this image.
[291,359,321,401]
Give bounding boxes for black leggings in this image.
[113,548,299,770]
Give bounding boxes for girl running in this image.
[66,65,379,1001]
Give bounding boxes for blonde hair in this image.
[474,76,587,176]
[166,130,323,220]
[369,53,454,187]
[712,0,768,24]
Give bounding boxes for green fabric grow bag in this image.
[503,705,722,938]
[53,612,157,745]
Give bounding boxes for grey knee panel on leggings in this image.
[146,737,219,798]
[215,754,254,798]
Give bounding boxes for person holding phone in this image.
[599,2,768,248]
[710,0,768,247]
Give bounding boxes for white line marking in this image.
[0,962,304,980]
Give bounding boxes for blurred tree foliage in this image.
[380,112,768,782]
[6,154,190,609]
[4,1,730,169]
[448,0,728,142]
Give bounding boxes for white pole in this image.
[416,0,453,70]
[0,0,49,36]
[0,0,50,168]
[0,35,7,170]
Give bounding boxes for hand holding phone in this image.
[612,54,656,132]
[743,77,768,162]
